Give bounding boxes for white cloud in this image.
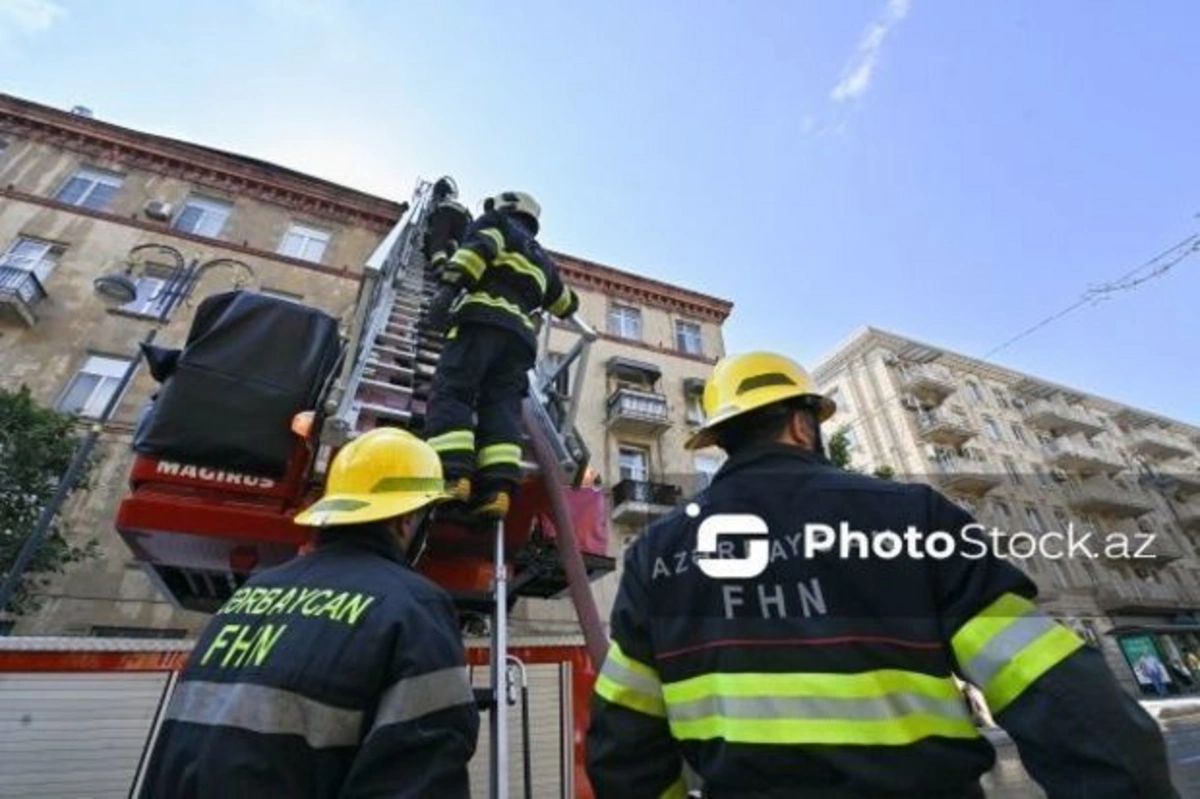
[830,0,912,103]
[0,0,65,45]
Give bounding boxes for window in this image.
[90,626,187,639]
[543,351,571,396]
[685,392,705,425]
[843,428,859,450]
[991,499,1012,521]
[278,223,331,263]
[55,166,123,211]
[618,445,649,482]
[992,387,1010,408]
[1052,507,1071,531]
[0,236,63,297]
[119,263,181,319]
[58,354,133,418]
[966,381,984,402]
[608,304,642,340]
[173,195,232,237]
[1002,456,1022,484]
[1033,465,1052,488]
[674,320,703,355]
[1010,424,1027,445]
[1025,506,1045,533]
[694,453,722,489]
[983,417,1003,441]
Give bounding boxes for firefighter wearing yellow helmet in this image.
[586,351,1174,798]
[141,428,480,799]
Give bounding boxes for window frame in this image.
[54,166,124,211]
[983,416,1003,441]
[617,444,650,482]
[674,319,703,355]
[278,222,332,263]
[173,194,233,238]
[57,353,134,419]
[607,303,643,340]
[118,262,183,319]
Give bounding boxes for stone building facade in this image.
[0,92,732,638]
[814,326,1200,695]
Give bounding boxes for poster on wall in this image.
[1118,634,1172,688]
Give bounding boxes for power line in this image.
[827,229,1200,459]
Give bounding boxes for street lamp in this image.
[0,244,255,614]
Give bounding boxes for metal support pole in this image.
[0,328,157,613]
[506,656,532,799]
[489,520,509,799]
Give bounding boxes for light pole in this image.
[0,244,254,615]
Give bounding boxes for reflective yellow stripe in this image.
[660,774,688,799]
[478,443,522,468]
[594,641,666,718]
[494,251,547,294]
[668,712,978,745]
[663,669,963,703]
[951,592,1036,664]
[447,326,457,339]
[426,430,475,453]
[459,292,535,329]
[976,625,1083,713]
[951,592,1083,713]
[479,227,504,252]
[450,248,487,281]
[547,286,575,317]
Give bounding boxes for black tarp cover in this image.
[133,290,342,478]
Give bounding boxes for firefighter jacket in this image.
[139,528,480,799]
[586,444,1176,799]
[440,210,579,352]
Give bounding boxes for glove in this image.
[425,284,459,332]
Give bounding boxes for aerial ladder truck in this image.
[111,177,615,798]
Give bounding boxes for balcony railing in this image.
[916,408,976,446]
[898,364,956,404]
[611,478,682,526]
[931,457,1004,497]
[1043,434,1125,475]
[1063,476,1154,518]
[0,266,47,327]
[1023,399,1105,437]
[606,387,671,435]
[1128,427,1195,461]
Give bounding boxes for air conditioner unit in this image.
[143,200,173,221]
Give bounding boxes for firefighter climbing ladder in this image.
[315,178,606,799]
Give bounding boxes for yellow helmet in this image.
[684,351,836,451]
[293,428,450,527]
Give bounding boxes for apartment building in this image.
[814,326,1200,695]
[0,91,733,639]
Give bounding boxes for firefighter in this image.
[585,351,1177,799]
[421,176,472,278]
[423,190,580,519]
[139,428,479,799]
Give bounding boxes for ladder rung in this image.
[365,359,416,378]
[357,402,413,423]
[359,377,415,395]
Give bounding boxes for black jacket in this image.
[586,445,1176,799]
[139,529,479,799]
[441,210,579,352]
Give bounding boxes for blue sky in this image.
[2,0,1197,423]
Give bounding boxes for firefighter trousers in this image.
[424,323,534,494]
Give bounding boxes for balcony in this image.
[611,479,682,527]
[931,457,1004,497]
[1043,434,1126,475]
[1022,399,1105,437]
[1127,427,1195,461]
[1096,582,1200,614]
[0,266,47,327]
[606,387,671,436]
[1163,462,1200,498]
[916,408,976,447]
[898,364,957,406]
[1063,476,1155,519]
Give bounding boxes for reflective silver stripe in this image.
[960,611,1058,689]
[666,691,970,723]
[600,654,663,699]
[166,680,363,748]
[371,666,475,732]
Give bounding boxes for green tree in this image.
[827,427,896,481]
[0,385,99,616]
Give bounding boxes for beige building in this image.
[814,326,1200,694]
[0,91,732,639]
